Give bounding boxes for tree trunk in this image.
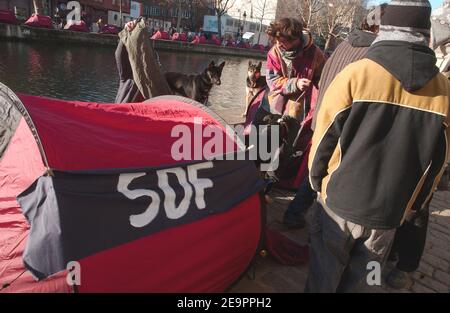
[217,13,222,39]
[257,20,263,44]
[33,0,42,15]
[176,0,182,33]
[324,35,336,51]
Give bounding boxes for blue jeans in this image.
[284,179,316,221]
[305,201,396,293]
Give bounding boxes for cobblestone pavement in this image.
[230,187,450,293]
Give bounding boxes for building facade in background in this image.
[202,0,277,45]
[140,0,214,32]
[0,0,132,26]
[0,0,34,20]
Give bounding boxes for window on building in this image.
[226,19,233,26]
[234,20,240,27]
[249,23,256,31]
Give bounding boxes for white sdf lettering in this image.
[117,162,214,228]
[118,173,161,228]
[157,167,193,219]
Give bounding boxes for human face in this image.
[277,37,301,51]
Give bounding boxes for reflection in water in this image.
[0,41,266,122]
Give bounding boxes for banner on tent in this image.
[18,159,264,280]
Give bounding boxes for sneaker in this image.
[282,213,306,229]
[386,268,413,290]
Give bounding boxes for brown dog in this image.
[243,61,267,117]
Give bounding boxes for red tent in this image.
[252,44,266,51]
[172,32,187,41]
[209,35,222,46]
[64,20,88,32]
[191,35,200,44]
[191,35,207,44]
[151,30,170,40]
[100,24,119,35]
[24,14,52,29]
[0,83,264,292]
[0,10,21,25]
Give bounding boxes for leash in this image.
[154,49,164,70]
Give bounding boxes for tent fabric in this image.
[64,20,88,32]
[151,30,170,40]
[77,194,261,292]
[100,24,119,35]
[18,160,264,281]
[24,14,52,29]
[172,32,187,41]
[0,119,70,293]
[191,35,200,44]
[264,228,309,266]
[0,89,264,292]
[0,10,20,25]
[16,94,236,170]
[0,83,21,159]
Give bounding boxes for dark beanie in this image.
[373,0,432,46]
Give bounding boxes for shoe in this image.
[282,213,306,229]
[386,268,413,290]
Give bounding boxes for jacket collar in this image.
[366,40,439,92]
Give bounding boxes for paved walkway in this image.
[230,187,450,293]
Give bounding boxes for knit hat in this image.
[431,0,450,49]
[373,0,432,46]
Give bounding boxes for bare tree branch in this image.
[275,0,367,50]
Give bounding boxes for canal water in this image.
[0,41,266,124]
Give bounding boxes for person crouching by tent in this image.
[115,18,172,104]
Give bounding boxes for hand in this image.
[296,78,311,92]
[125,20,137,32]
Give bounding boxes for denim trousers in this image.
[304,200,396,293]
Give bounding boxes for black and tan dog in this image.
[243,61,267,117]
[165,61,225,105]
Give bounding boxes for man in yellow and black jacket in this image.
[306,0,450,293]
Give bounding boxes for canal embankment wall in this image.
[0,23,267,60]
